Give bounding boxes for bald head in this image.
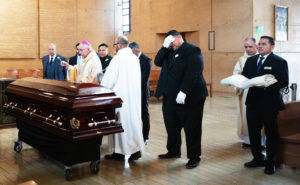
[48,43,56,56]
[115,35,129,52]
[117,36,129,46]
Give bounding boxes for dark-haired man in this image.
[242,36,289,175]
[129,42,152,144]
[155,30,208,169]
[69,43,81,66]
[98,43,112,73]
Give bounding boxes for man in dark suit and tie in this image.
[129,42,152,145]
[98,43,112,73]
[42,43,67,81]
[154,30,208,169]
[242,36,289,175]
[69,43,81,66]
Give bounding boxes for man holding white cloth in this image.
[242,36,289,175]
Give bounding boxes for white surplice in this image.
[232,52,265,146]
[72,50,102,83]
[233,52,252,144]
[101,47,144,155]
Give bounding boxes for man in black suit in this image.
[42,43,67,81]
[129,42,152,145]
[155,30,208,169]
[98,43,112,73]
[242,36,289,175]
[69,43,81,66]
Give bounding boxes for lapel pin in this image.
[264,66,272,70]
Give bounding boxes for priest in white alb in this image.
[232,37,265,148]
[101,35,144,164]
[61,40,102,83]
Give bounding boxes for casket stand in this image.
[3,78,123,180]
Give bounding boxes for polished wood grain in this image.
[0,0,38,59]
[0,94,299,184]
[276,101,300,168]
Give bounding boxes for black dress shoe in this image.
[264,164,275,175]
[242,143,251,148]
[158,153,181,159]
[186,158,200,169]
[104,153,124,160]
[129,151,141,161]
[244,159,265,168]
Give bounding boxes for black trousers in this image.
[162,97,206,160]
[142,93,150,141]
[246,106,279,163]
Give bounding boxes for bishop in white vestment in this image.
[62,40,102,83]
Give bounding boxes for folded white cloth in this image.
[220,74,277,89]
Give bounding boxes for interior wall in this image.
[212,0,253,92]
[0,0,38,59]
[129,0,253,93]
[253,0,300,100]
[0,0,117,78]
[130,0,300,96]
[129,0,212,85]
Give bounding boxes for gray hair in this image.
[117,35,129,46]
[128,42,140,50]
[244,37,256,43]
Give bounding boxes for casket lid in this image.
[9,77,113,97]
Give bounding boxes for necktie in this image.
[257,56,264,72]
[50,57,53,63]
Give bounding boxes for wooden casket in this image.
[3,77,123,180]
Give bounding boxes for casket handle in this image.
[24,107,31,114]
[88,118,96,127]
[88,119,116,127]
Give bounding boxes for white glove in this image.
[176,91,186,104]
[163,35,175,48]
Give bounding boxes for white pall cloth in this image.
[220,74,278,89]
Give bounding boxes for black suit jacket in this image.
[139,53,152,98]
[69,55,78,66]
[242,52,289,111]
[42,54,67,81]
[154,41,208,104]
[100,55,112,73]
